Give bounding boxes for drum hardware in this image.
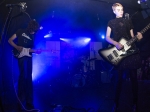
[87,58,97,61]
[71,56,99,87]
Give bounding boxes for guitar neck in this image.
[140,23,150,34]
[127,23,150,46]
[126,36,138,46]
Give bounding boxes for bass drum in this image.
[71,74,85,87]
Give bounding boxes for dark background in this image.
[0,0,150,96]
[1,0,150,49]
[0,0,150,111]
[0,0,149,89]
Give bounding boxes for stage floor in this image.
[2,71,150,112]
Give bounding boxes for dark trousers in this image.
[18,57,33,106]
[115,69,138,107]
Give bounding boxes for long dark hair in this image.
[27,20,40,33]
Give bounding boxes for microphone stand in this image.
[0,7,13,112]
[0,7,13,44]
[130,10,140,19]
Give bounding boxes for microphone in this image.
[125,13,130,20]
[6,4,22,7]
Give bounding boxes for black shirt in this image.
[16,29,34,48]
[108,17,137,50]
[108,18,133,41]
[107,18,141,69]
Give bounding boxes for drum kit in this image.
[71,56,98,87]
[80,56,97,72]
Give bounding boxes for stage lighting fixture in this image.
[101,35,105,39]
[39,26,43,30]
[139,0,150,19]
[137,0,147,4]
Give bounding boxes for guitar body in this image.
[12,47,56,58]
[12,48,31,58]
[98,38,132,66]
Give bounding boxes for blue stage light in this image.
[138,0,147,4]
[101,35,105,39]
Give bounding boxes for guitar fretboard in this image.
[141,23,150,34]
[127,23,150,46]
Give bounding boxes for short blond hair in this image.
[112,3,123,11]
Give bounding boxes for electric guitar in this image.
[13,47,57,58]
[98,23,150,66]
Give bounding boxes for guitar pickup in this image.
[113,50,118,57]
[107,54,114,61]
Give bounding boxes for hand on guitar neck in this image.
[136,32,143,41]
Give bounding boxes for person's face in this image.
[114,6,124,18]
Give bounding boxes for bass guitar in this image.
[98,23,150,66]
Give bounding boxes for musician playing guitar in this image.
[8,20,41,111]
[106,3,143,112]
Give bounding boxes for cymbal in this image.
[88,58,97,61]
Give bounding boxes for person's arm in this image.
[8,34,41,54]
[130,26,143,40]
[130,29,134,38]
[8,34,23,52]
[106,26,123,50]
[136,32,143,40]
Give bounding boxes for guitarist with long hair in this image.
[105,3,143,112]
[8,20,41,111]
